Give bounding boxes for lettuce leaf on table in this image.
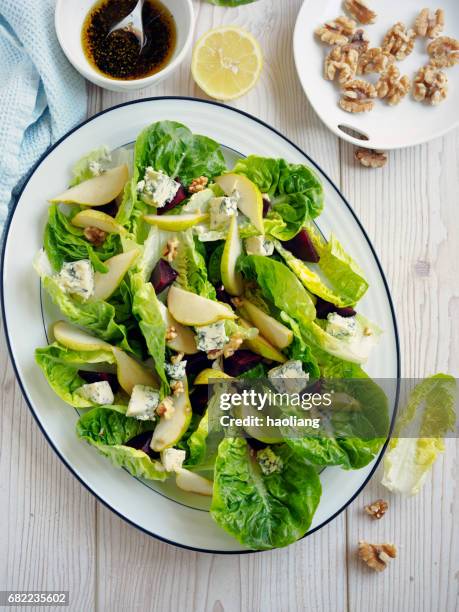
[210,438,322,550]
[77,407,166,481]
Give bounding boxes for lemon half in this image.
[191,26,263,101]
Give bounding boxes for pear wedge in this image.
[239,299,293,349]
[194,369,232,385]
[221,216,244,296]
[92,250,139,302]
[49,165,129,206]
[237,403,283,445]
[239,319,287,363]
[167,285,236,326]
[71,210,126,235]
[150,379,192,452]
[112,347,158,395]
[175,468,213,496]
[157,302,198,355]
[143,212,209,231]
[216,173,264,234]
[53,321,111,351]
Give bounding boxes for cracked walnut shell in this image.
[413,65,448,105]
[427,36,459,68]
[382,22,417,61]
[358,47,394,75]
[339,79,377,113]
[315,16,356,46]
[358,541,397,572]
[325,46,359,84]
[354,149,388,169]
[415,8,445,39]
[344,0,377,25]
[376,65,411,105]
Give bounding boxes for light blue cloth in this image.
[0,0,87,230]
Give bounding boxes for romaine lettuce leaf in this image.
[35,343,115,407]
[90,443,166,480]
[382,374,456,495]
[210,438,321,550]
[174,229,216,299]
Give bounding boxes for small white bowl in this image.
[55,0,194,92]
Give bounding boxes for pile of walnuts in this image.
[315,2,458,114]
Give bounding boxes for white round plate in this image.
[1,97,400,553]
[294,0,459,150]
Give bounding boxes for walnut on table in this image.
[364,498,389,519]
[358,47,395,75]
[382,22,417,61]
[376,65,411,105]
[315,16,356,46]
[358,541,397,572]
[413,65,448,105]
[414,8,445,39]
[339,79,377,113]
[427,36,459,68]
[344,0,377,25]
[354,149,388,169]
[325,45,359,84]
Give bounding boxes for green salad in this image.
[34,120,388,550]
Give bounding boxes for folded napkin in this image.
[0,0,87,231]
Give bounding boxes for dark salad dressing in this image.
[82,0,176,80]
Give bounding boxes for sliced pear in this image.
[53,321,111,351]
[71,209,126,235]
[175,468,213,496]
[239,319,287,363]
[92,250,139,302]
[150,379,192,452]
[194,368,232,385]
[216,173,264,234]
[157,302,198,354]
[240,299,293,349]
[167,285,236,326]
[143,212,209,231]
[221,215,244,296]
[238,402,283,445]
[50,165,129,206]
[112,347,158,396]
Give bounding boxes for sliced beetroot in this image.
[262,197,271,217]
[190,386,209,415]
[283,229,320,263]
[215,284,232,305]
[156,183,187,215]
[97,200,119,218]
[247,437,268,451]
[224,350,262,377]
[150,259,178,294]
[315,297,356,320]
[78,370,120,392]
[185,352,213,378]
[125,431,154,456]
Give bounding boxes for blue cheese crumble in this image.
[326,313,357,340]
[245,236,274,257]
[257,447,283,475]
[77,381,114,405]
[268,360,309,395]
[209,191,239,229]
[161,448,186,472]
[136,167,180,208]
[57,259,94,300]
[126,384,160,421]
[165,360,187,380]
[88,160,105,177]
[195,321,229,352]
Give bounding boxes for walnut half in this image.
[382,22,417,61]
[339,79,377,113]
[325,46,359,84]
[415,8,445,39]
[358,47,395,75]
[355,149,388,169]
[376,65,411,106]
[344,0,377,25]
[427,36,459,69]
[364,498,389,518]
[83,226,107,247]
[315,16,356,46]
[413,65,448,105]
[358,541,397,572]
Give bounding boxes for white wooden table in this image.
[1,1,458,610]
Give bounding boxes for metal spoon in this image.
[108,0,146,51]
